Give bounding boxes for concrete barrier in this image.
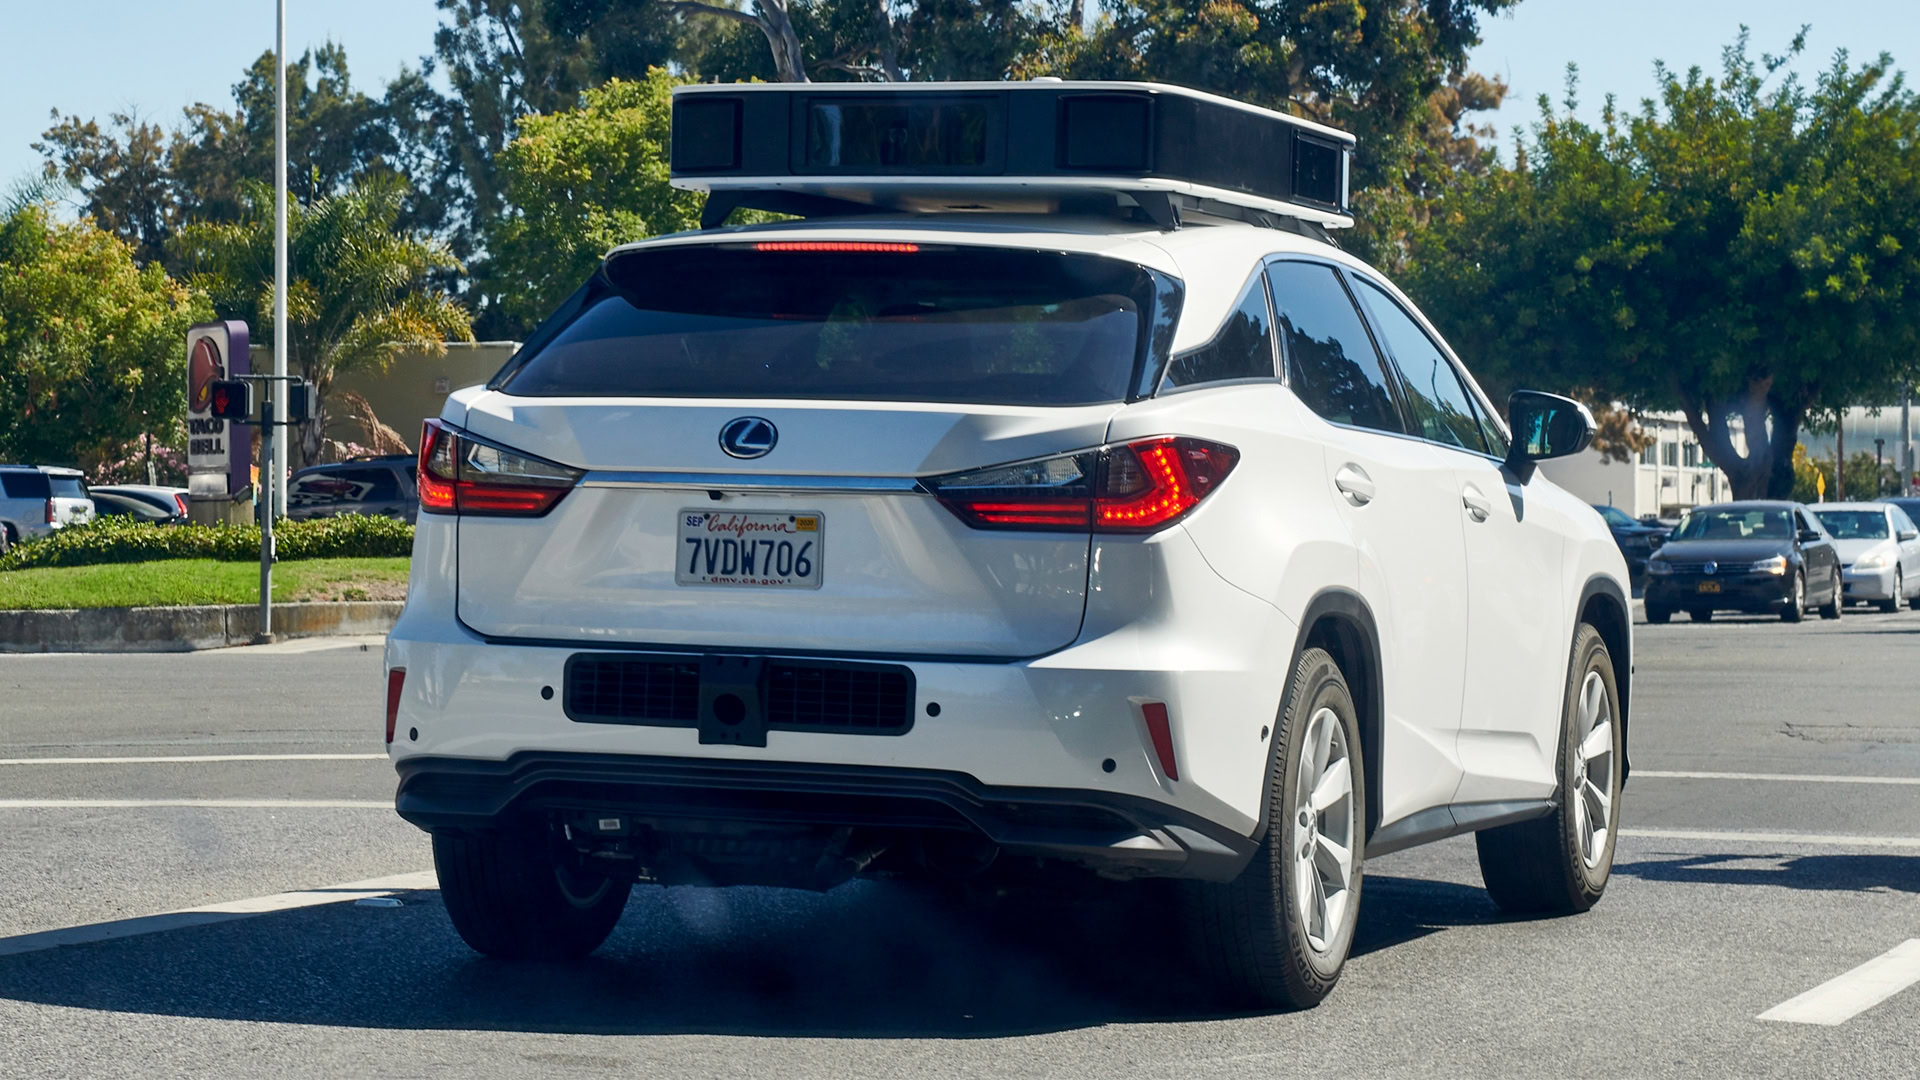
[0,602,402,653]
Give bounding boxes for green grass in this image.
[0,557,410,610]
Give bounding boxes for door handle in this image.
[1334,464,1375,506]
[1462,485,1493,523]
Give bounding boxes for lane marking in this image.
[3,753,385,767]
[0,799,389,809]
[0,753,385,766]
[1759,940,1920,1025]
[1637,770,1920,786]
[0,871,435,958]
[1621,827,1920,849]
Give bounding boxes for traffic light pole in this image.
[239,373,302,644]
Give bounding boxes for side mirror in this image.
[1900,529,1919,542]
[1505,390,1596,482]
[1798,530,1822,544]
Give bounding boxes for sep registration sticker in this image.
[675,511,824,589]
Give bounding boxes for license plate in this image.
[1697,581,1722,594]
[676,510,823,589]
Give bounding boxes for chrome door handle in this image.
[1334,464,1375,506]
[1462,485,1492,523]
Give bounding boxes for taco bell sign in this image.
[185,320,250,497]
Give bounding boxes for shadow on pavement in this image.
[1614,852,1920,894]
[0,874,1501,1036]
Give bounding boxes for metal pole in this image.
[1904,383,1914,495]
[273,0,289,519]
[257,391,274,644]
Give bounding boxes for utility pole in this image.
[1836,408,1846,502]
[1905,383,1914,495]
[273,0,290,520]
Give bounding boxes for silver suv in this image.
[0,466,95,551]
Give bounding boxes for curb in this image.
[0,601,403,654]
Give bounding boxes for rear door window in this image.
[1160,272,1276,390]
[496,245,1175,407]
[1265,261,1404,434]
[1351,278,1489,453]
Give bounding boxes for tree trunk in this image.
[755,0,810,83]
[872,0,904,81]
[1680,376,1803,501]
[1835,416,1845,501]
[1069,0,1085,31]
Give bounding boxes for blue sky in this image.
[3,1,1917,193]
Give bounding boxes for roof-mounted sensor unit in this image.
[669,81,1354,232]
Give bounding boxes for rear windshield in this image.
[1814,510,1888,539]
[48,474,86,499]
[494,245,1178,406]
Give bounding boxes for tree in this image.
[0,202,209,467]
[172,178,474,468]
[1406,34,1920,500]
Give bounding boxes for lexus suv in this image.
[386,80,1632,1010]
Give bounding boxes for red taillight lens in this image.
[417,418,581,517]
[385,668,406,745]
[1141,701,1178,781]
[44,499,54,525]
[752,241,920,253]
[927,437,1237,534]
[173,493,190,516]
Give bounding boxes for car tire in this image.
[1184,646,1366,1010]
[1644,606,1671,625]
[1781,571,1806,623]
[1819,571,1843,620]
[1690,608,1712,623]
[1880,569,1901,613]
[1475,623,1623,915]
[433,823,631,961]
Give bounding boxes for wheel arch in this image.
[1261,588,1385,845]
[1575,574,1632,784]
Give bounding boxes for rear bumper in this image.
[396,751,1257,881]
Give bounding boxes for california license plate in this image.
[676,510,823,589]
[1697,581,1721,594]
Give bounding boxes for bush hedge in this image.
[0,514,413,571]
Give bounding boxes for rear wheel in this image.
[433,822,631,961]
[1185,647,1365,1010]
[1475,624,1622,915]
[1781,572,1806,623]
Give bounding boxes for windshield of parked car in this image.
[495,246,1173,406]
[1671,507,1792,541]
[1813,510,1889,540]
[1595,505,1635,528]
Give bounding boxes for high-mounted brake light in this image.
[752,241,920,253]
[417,418,583,518]
[926,437,1238,534]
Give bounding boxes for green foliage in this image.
[0,556,409,610]
[0,203,210,467]
[0,514,413,572]
[1796,448,1901,503]
[1405,34,1920,499]
[489,71,703,324]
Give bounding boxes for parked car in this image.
[89,484,191,526]
[0,465,95,550]
[1644,501,1843,623]
[1884,497,1920,532]
[1593,504,1669,581]
[1814,502,1920,613]
[286,456,418,523]
[385,80,1635,1011]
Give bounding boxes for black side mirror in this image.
[1505,390,1596,482]
[1798,530,1822,544]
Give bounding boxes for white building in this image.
[1540,411,1737,520]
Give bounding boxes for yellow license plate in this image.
[1697,581,1722,594]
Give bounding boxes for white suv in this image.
[386,81,1631,1009]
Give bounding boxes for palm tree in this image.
[173,174,472,468]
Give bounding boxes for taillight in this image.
[385,668,406,745]
[926,437,1238,534]
[44,499,54,525]
[173,493,190,516]
[417,418,581,517]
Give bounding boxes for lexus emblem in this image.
[718,416,778,459]
[1703,561,1717,575]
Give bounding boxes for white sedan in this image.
[1814,502,1920,612]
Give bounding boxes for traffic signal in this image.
[285,379,314,423]
[208,379,252,421]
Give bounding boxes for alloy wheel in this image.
[1569,671,1615,869]
[1294,705,1358,952]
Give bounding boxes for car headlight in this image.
[1752,555,1789,575]
[1853,552,1889,571]
[1647,560,1674,575]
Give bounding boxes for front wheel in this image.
[1644,605,1671,625]
[1475,623,1623,915]
[1880,569,1902,613]
[1781,572,1806,623]
[1185,647,1366,1010]
[434,823,632,961]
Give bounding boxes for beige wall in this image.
[248,341,518,455]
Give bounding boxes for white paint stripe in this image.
[1621,827,1920,849]
[0,799,388,809]
[1759,940,1920,1025]
[0,753,385,766]
[0,871,435,958]
[1637,770,1920,786]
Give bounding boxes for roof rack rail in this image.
[669,81,1354,234]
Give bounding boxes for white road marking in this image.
[1636,770,1920,786]
[0,753,385,766]
[1759,940,1920,1025]
[0,871,435,958]
[1621,827,1920,849]
[0,799,388,809]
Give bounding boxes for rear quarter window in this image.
[2,472,52,499]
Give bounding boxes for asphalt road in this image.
[2,609,1918,1079]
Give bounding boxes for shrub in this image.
[0,514,412,571]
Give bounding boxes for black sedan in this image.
[1643,501,1844,623]
[1593,504,1670,581]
